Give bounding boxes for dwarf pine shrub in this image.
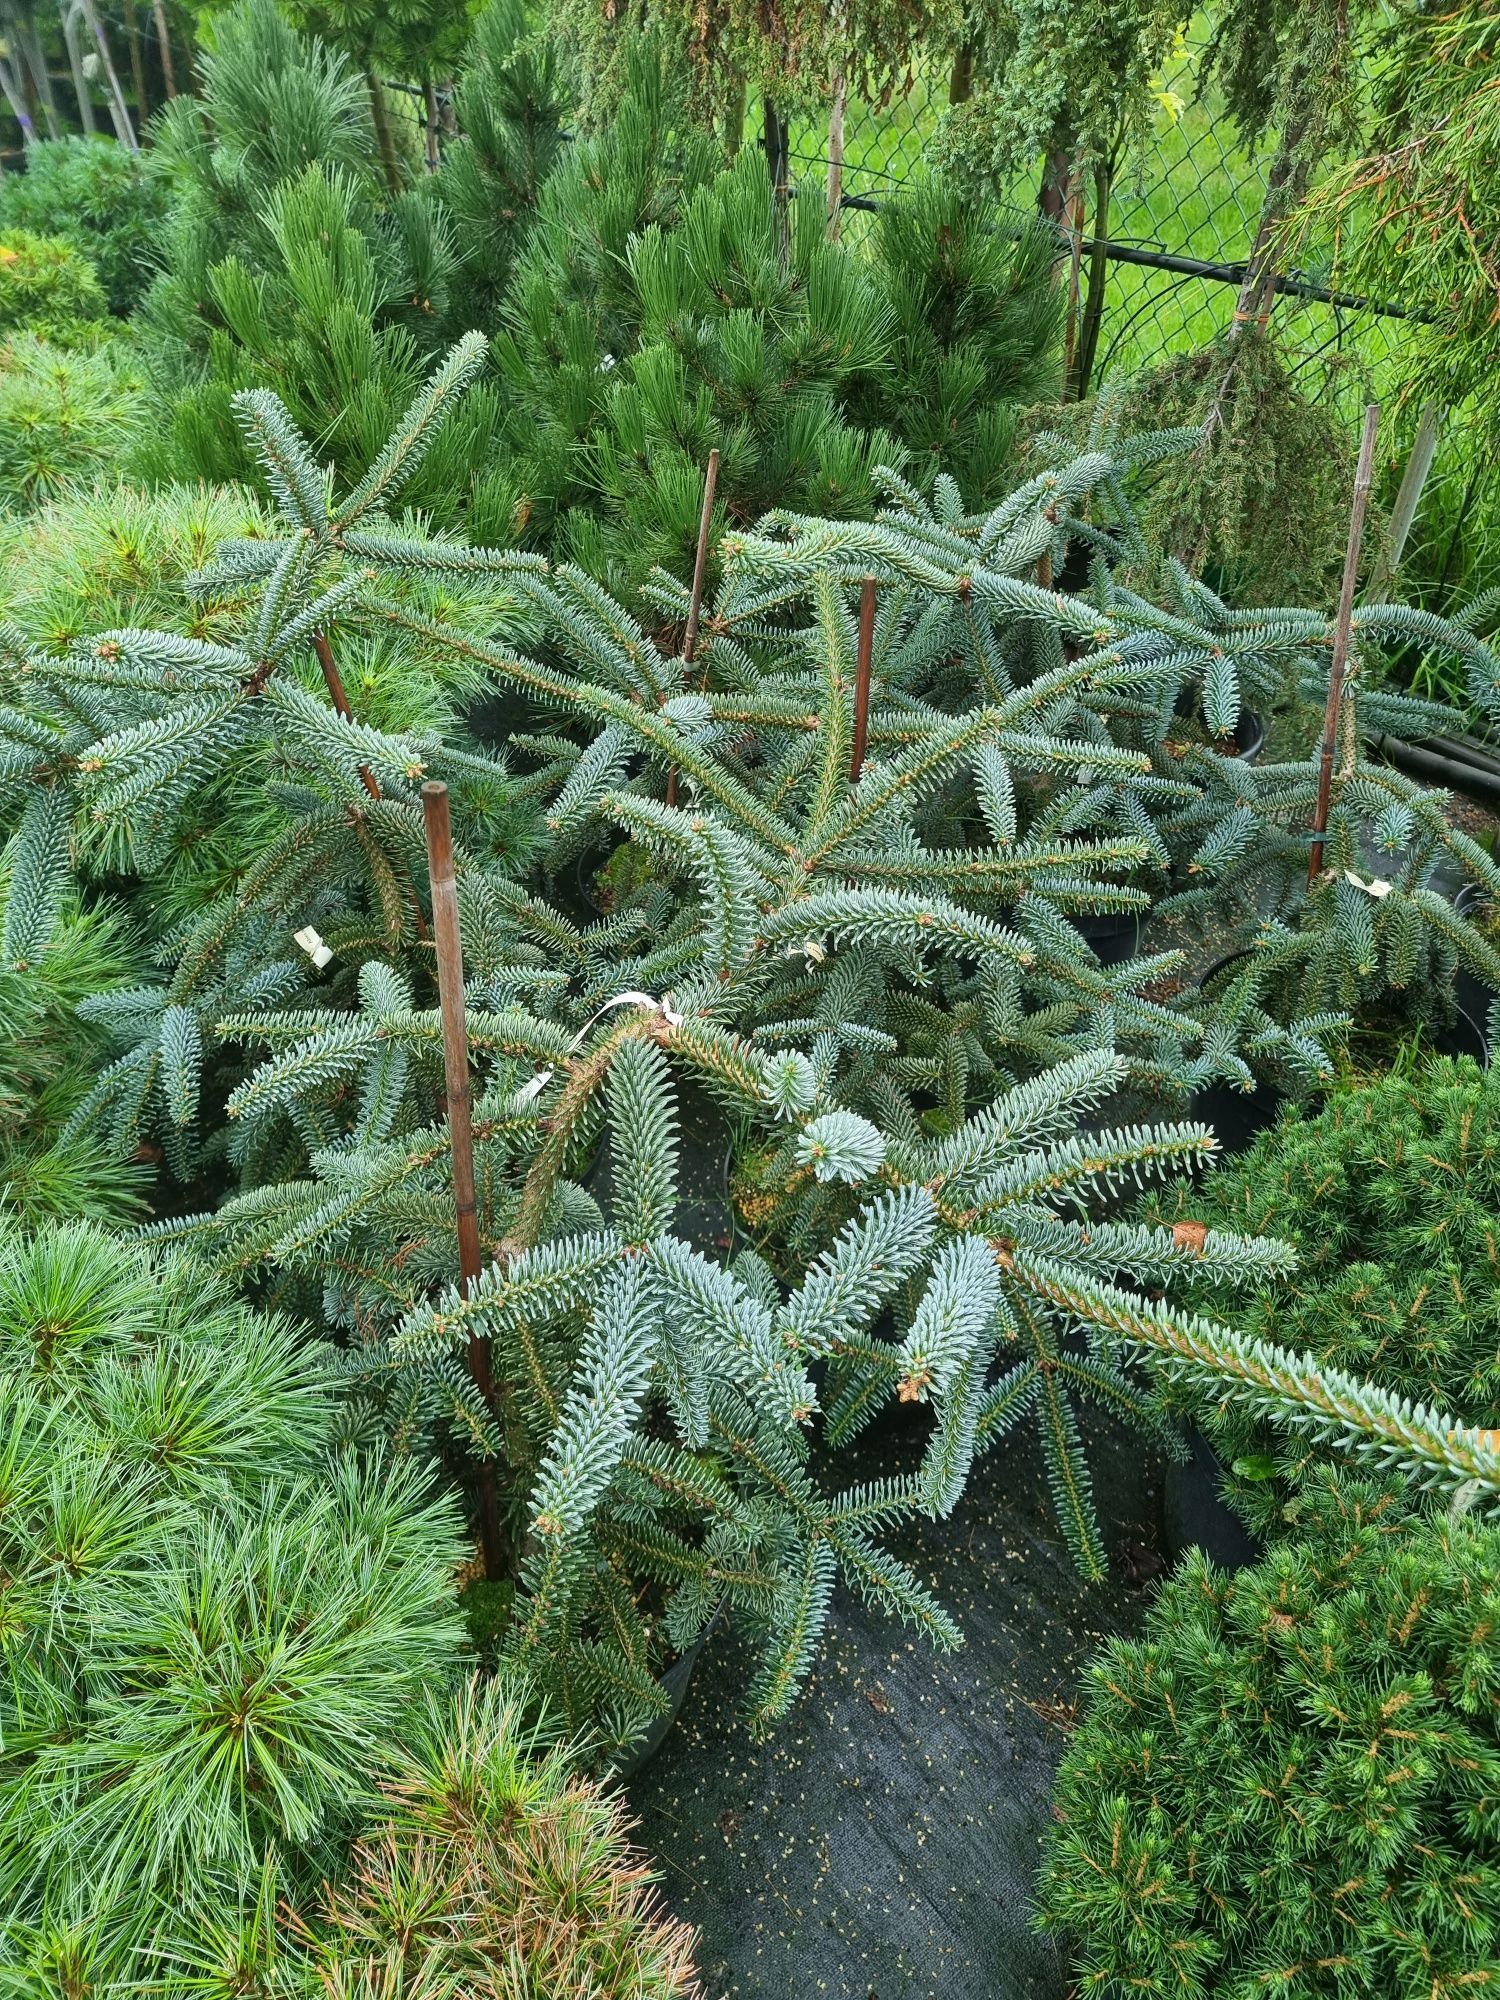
[1146,1055,1500,1532]
[0,1222,468,1994]
[1038,1472,1500,1998]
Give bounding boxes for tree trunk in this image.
[1231,109,1313,333]
[948,41,975,106]
[763,94,790,258]
[151,0,177,97]
[1071,156,1113,400]
[79,0,137,148]
[123,0,149,126]
[723,75,746,157]
[366,70,403,192]
[423,78,441,174]
[827,70,846,239]
[1038,118,1076,221]
[59,1,97,135]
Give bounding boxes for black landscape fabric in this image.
[630,1404,1162,2000]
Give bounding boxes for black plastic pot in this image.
[1072,907,1141,965]
[1163,1428,1263,1573]
[611,1605,723,1780]
[585,1076,735,1254]
[1228,708,1266,763]
[1191,952,1289,1153]
[1453,884,1496,1064]
[1376,730,1500,807]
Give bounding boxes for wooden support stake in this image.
[1308,403,1381,887]
[849,576,876,783]
[666,447,721,808]
[313,630,381,802]
[422,780,506,1581]
[151,0,177,96]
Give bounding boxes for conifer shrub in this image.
[852,184,1064,504]
[0,1222,469,1994]
[0,880,150,1224]
[1037,1473,1500,1998]
[133,0,480,515]
[1145,1056,1500,1534]
[9,342,1500,1749]
[0,482,271,649]
[0,230,110,346]
[0,335,146,510]
[285,1677,700,1996]
[0,136,170,316]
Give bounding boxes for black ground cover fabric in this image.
[630,1403,1161,1999]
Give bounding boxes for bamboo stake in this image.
[79,0,137,149]
[849,576,876,783]
[59,0,96,134]
[18,16,62,138]
[0,54,37,145]
[1307,403,1380,887]
[422,779,506,1582]
[665,447,720,808]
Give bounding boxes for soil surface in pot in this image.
[629,1403,1162,1999]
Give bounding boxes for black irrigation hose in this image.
[1374,734,1500,805]
[1423,733,1500,779]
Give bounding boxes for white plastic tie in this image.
[1344,869,1392,900]
[515,992,684,1106]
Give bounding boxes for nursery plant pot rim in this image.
[610,1599,726,1782]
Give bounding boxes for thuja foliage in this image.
[0,1222,468,1995]
[1146,1057,1500,1535]
[285,1676,700,1995]
[1038,1473,1500,1999]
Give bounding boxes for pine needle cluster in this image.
[284,1677,700,1997]
[0,1221,469,1995]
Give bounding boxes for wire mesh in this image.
[775,17,1412,421]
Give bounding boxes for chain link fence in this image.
[770,20,1491,604]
